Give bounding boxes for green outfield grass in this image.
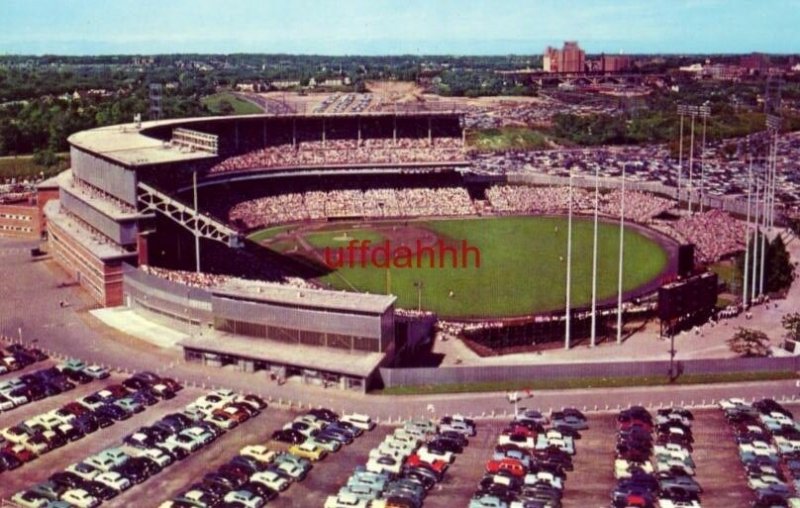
[202,92,262,115]
[269,216,668,318]
[304,229,386,249]
[247,225,294,243]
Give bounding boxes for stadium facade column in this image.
[742,158,752,307]
[590,166,599,347]
[357,118,361,144]
[262,119,267,146]
[616,165,625,344]
[292,118,296,148]
[428,117,432,146]
[565,172,574,350]
[322,118,326,147]
[137,231,150,267]
[393,116,397,145]
[235,121,239,151]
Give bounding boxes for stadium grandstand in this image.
[24,110,757,388]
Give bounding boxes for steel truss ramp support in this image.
[137,182,244,249]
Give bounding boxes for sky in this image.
[1,0,799,56]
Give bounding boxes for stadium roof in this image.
[213,279,396,315]
[180,333,385,378]
[68,122,217,167]
[67,110,465,169]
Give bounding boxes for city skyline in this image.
[1,0,799,56]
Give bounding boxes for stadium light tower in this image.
[564,172,574,350]
[616,165,626,344]
[676,106,685,203]
[751,175,760,302]
[698,103,711,213]
[590,165,600,348]
[742,157,752,307]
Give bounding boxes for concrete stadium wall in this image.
[379,356,799,388]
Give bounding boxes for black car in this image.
[57,424,85,442]
[317,429,353,445]
[0,451,22,471]
[230,455,271,474]
[240,481,279,502]
[241,394,268,410]
[77,480,116,500]
[271,429,305,444]
[96,404,131,421]
[191,481,231,499]
[203,471,245,490]
[122,377,153,392]
[114,458,151,484]
[437,430,469,447]
[402,467,438,488]
[63,368,93,384]
[195,421,224,439]
[428,438,463,454]
[27,348,48,361]
[49,471,85,490]
[131,390,158,407]
[157,444,188,461]
[307,408,338,422]
[140,425,172,442]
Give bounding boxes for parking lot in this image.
[0,374,205,500]
[3,376,797,508]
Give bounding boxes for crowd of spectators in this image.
[228,186,476,229]
[665,209,746,263]
[140,265,313,291]
[486,185,674,224]
[209,137,465,174]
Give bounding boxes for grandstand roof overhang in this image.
[212,280,396,315]
[179,333,385,378]
[68,110,465,169]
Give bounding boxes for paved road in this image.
[2,238,798,422]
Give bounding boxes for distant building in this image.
[543,41,586,73]
[740,52,770,73]
[600,54,631,73]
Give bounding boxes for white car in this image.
[273,461,306,481]
[11,490,50,508]
[94,471,132,492]
[83,365,110,379]
[658,499,701,508]
[418,445,454,464]
[60,488,101,508]
[370,444,409,461]
[718,398,750,410]
[1,426,30,445]
[250,470,290,491]
[166,433,202,453]
[324,493,370,508]
[366,454,403,475]
[241,444,277,463]
[223,489,264,508]
[523,471,563,490]
[0,394,17,411]
[747,474,785,490]
[340,413,375,431]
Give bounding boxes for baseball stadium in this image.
[34,108,728,391]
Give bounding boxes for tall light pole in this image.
[565,172,574,350]
[699,104,709,212]
[751,176,760,302]
[742,158,752,307]
[676,106,686,203]
[616,165,626,344]
[759,159,769,296]
[590,165,600,348]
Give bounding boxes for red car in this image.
[105,384,131,398]
[485,458,526,478]
[62,402,91,417]
[502,425,537,439]
[159,377,183,392]
[3,444,35,463]
[406,454,448,475]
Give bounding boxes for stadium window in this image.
[235,320,266,338]
[353,336,379,352]
[268,325,299,343]
[326,333,352,350]
[214,317,235,333]
[299,330,324,346]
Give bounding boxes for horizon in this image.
[2,0,799,56]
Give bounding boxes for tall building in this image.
[543,41,586,73]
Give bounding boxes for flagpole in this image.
[759,160,768,295]
[590,166,599,348]
[565,172,573,350]
[616,165,625,344]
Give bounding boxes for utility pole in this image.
[742,158,752,307]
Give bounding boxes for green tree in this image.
[783,313,800,344]
[727,327,771,357]
[218,99,235,116]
